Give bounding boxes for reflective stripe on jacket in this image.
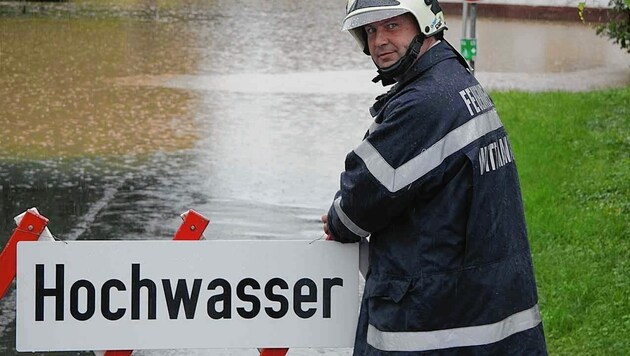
[326,41,547,355]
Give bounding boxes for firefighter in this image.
[322,0,548,354]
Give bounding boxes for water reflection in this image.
[0,0,628,355]
[0,17,199,160]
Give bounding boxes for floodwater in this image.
[0,1,627,355]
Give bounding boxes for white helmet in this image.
[342,0,447,55]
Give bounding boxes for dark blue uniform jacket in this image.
[326,41,547,355]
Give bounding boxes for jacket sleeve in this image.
[327,91,448,243]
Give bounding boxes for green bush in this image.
[596,0,630,53]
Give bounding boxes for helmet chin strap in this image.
[372,34,425,86]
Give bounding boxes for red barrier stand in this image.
[172,209,210,241]
[101,209,210,356]
[259,348,290,356]
[102,351,134,356]
[0,209,49,300]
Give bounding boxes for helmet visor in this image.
[341,8,409,31]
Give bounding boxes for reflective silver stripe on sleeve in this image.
[333,197,370,238]
[367,304,542,352]
[354,109,503,193]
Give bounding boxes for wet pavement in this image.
[0,1,628,355]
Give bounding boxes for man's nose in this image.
[374,29,389,46]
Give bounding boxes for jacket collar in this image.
[370,40,469,118]
[370,39,471,117]
[394,40,459,88]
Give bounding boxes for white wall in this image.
[441,0,612,8]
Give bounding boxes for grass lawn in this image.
[492,85,629,355]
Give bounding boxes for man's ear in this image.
[361,29,370,55]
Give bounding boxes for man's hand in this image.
[321,214,335,241]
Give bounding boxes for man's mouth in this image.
[378,51,394,59]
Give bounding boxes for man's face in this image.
[365,13,420,69]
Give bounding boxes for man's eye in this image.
[365,27,375,34]
[386,23,398,29]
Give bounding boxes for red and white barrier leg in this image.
[259,348,289,356]
[0,208,50,300]
[97,210,210,356]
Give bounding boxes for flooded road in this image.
[0,0,628,355]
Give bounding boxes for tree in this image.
[580,0,630,54]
